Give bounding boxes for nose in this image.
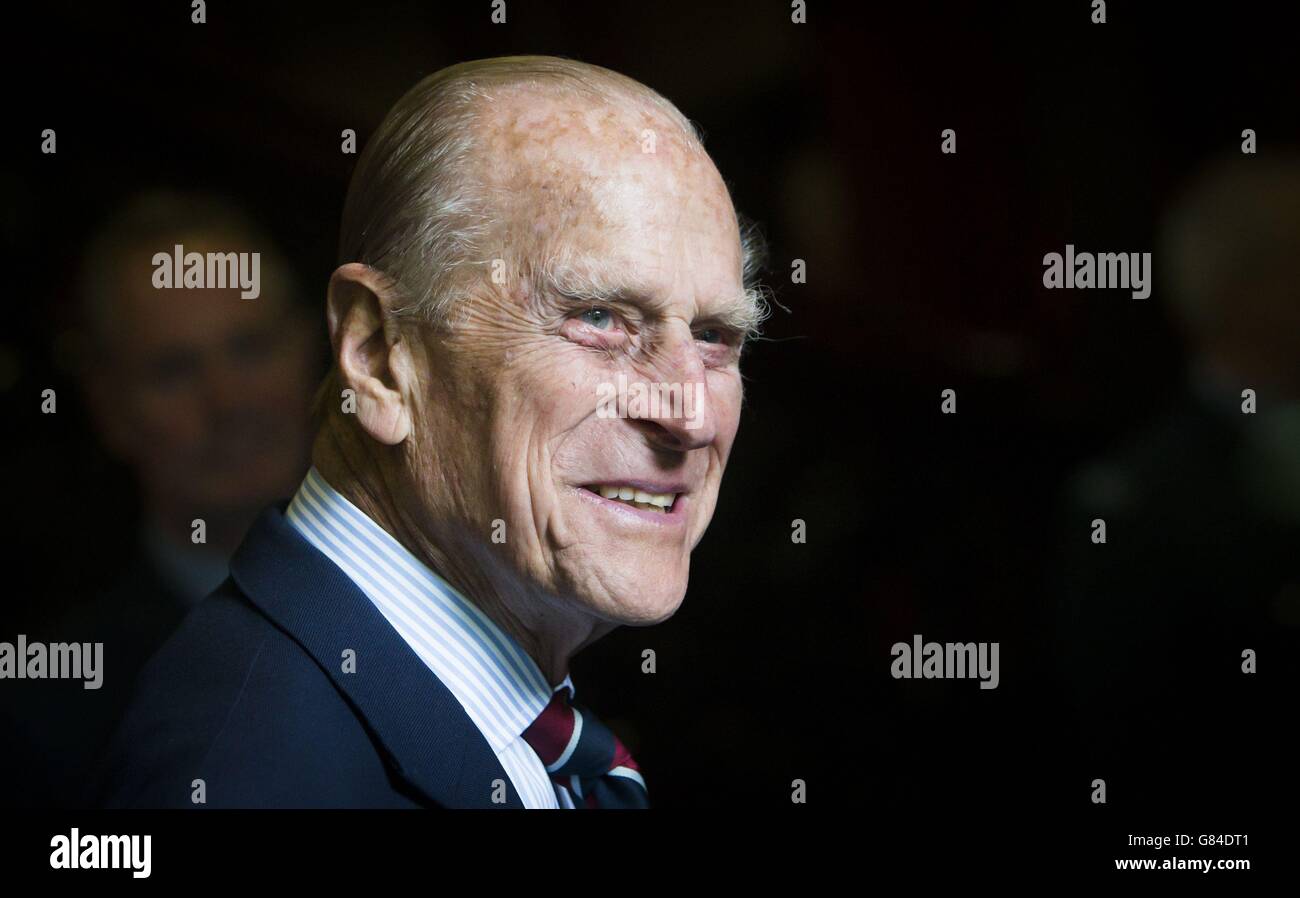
[627,324,717,452]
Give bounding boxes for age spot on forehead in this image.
[475,89,739,272]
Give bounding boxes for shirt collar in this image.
[284,466,573,753]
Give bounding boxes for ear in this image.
[326,263,416,445]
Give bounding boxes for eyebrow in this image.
[535,255,763,337]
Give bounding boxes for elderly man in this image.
[94,56,766,809]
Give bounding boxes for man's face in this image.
[406,94,748,626]
[92,232,317,516]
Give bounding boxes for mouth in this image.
[577,481,688,523]
[583,483,678,513]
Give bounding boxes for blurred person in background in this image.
[78,191,321,600]
[1,190,322,807]
[1054,155,1300,811]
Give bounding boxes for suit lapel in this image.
[229,503,526,809]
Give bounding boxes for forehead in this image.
[478,84,696,167]
[475,88,743,295]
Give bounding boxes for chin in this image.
[602,582,688,626]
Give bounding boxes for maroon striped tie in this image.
[521,686,649,808]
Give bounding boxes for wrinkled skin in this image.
[320,88,751,684]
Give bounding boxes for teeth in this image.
[592,485,677,513]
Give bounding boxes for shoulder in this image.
[91,578,381,808]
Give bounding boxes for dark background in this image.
[2,0,1297,832]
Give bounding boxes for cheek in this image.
[485,387,575,511]
[712,375,744,441]
[547,419,614,482]
[509,350,611,446]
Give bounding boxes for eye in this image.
[577,307,617,330]
[696,328,723,344]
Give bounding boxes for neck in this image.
[311,420,613,687]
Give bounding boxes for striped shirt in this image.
[285,466,577,809]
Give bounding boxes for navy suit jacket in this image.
[92,502,528,809]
